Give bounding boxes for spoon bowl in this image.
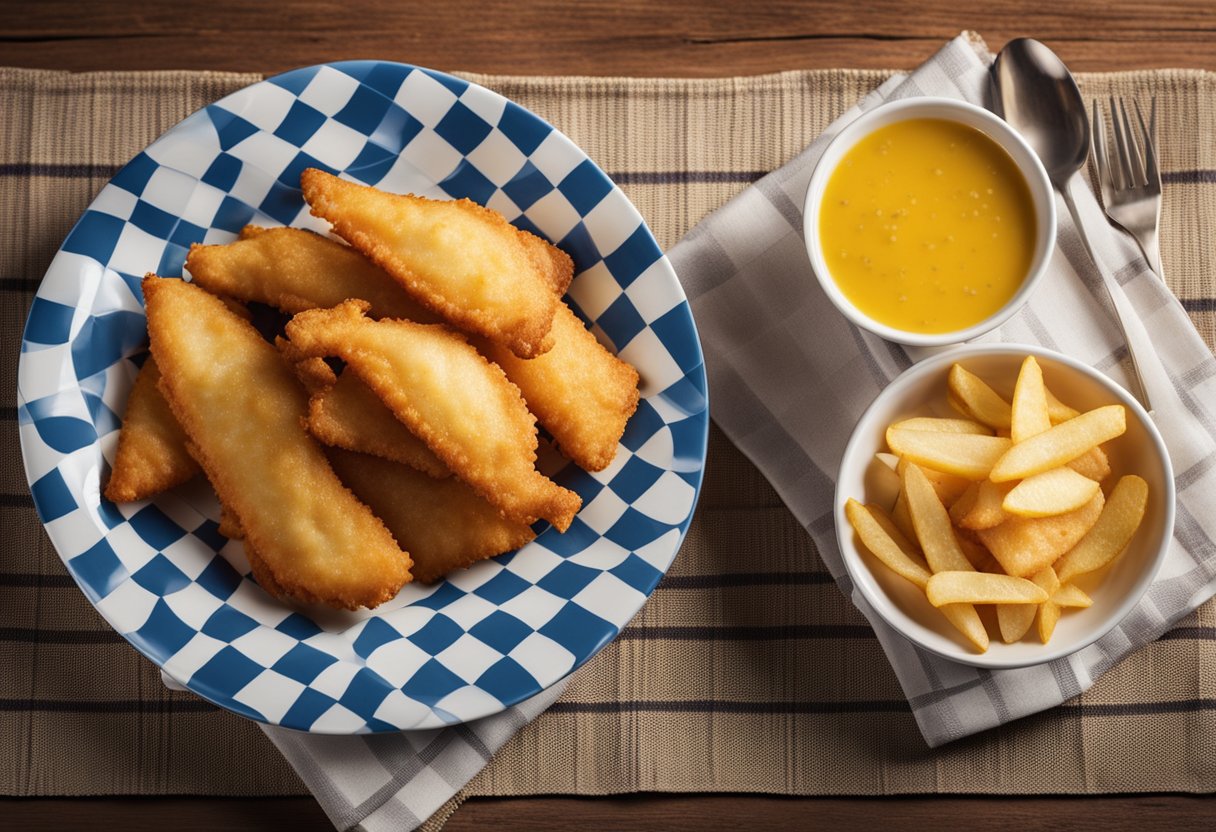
[991,38,1091,187]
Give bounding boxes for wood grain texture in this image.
[3,0,1215,74]
[6,1,1216,828]
[3,794,1215,830]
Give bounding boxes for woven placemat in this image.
[3,62,1214,799]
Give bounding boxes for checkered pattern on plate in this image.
[18,61,709,733]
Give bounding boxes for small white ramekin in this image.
[802,97,1057,347]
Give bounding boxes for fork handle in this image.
[1137,227,1164,279]
[1062,175,1171,417]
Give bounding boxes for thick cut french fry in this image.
[1033,565,1063,596]
[977,491,1105,577]
[940,603,990,652]
[902,463,989,650]
[1037,599,1061,643]
[875,452,900,471]
[926,571,1049,606]
[896,457,971,505]
[868,504,923,559]
[890,417,993,435]
[886,427,1012,480]
[1046,388,1080,423]
[956,533,996,571]
[869,454,902,509]
[997,602,1036,643]
[1011,356,1052,443]
[845,499,933,589]
[948,482,980,525]
[1067,445,1112,481]
[948,364,1012,429]
[1051,583,1093,608]
[892,488,916,542]
[901,463,973,573]
[1054,475,1149,583]
[996,566,1060,643]
[989,405,1126,482]
[1002,467,1101,518]
[959,479,1014,530]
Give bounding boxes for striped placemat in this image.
[2,60,1214,803]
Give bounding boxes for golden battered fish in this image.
[300,168,560,358]
[218,504,244,540]
[308,370,450,479]
[284,300,581,530]
[143,276,412,610]
[284,351,338,395]
[185,225,435,321]
[104,355,199,502]
[479,301,639,472]
[523,230,574,297]
[327,449,535,584]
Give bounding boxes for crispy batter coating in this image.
[327,448,535,584]
[143,276,412,610]
[104,356,199,502]
[480,301,639,472]
[185,225,435,321]
[300,168,559,358]
[275,336,449,477]
[285,300,581,531]
[218,503,244,540]
[308,371,450,479]
[520,229,574,297]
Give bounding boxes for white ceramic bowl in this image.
[803,97,1057,347]
[835,344,1174,669]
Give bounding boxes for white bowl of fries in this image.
[835,344,1174,669]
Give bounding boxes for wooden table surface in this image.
[6,1,1216,829]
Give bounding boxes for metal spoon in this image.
[991,38,1166,415]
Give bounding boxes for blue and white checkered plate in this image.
[18,62,708,733]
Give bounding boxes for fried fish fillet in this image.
[524,231,574,297]
[308,370,450,479]
[185,225,436,322]
[218,504,244,540]
[300,168,560,358]
[104,355,200,502]
[285,300,581,530]
[143,276,412,609]
[327,449,535,584]
[272,337,449,478]
[479,301,640,472]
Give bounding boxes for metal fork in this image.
[1091,96,1164,278]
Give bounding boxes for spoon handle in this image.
[1061,175,1170,417]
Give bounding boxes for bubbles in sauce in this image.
[819,118,1036,334]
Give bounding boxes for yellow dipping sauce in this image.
[819,118,1036,334]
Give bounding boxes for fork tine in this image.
[1109,96,1132,189]
[1091,99,1113,196]
[1119,97,1147,186]
[1135,97,1160,185]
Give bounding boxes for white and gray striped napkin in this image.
[669,33,1216,747]
[261,681,565,830]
